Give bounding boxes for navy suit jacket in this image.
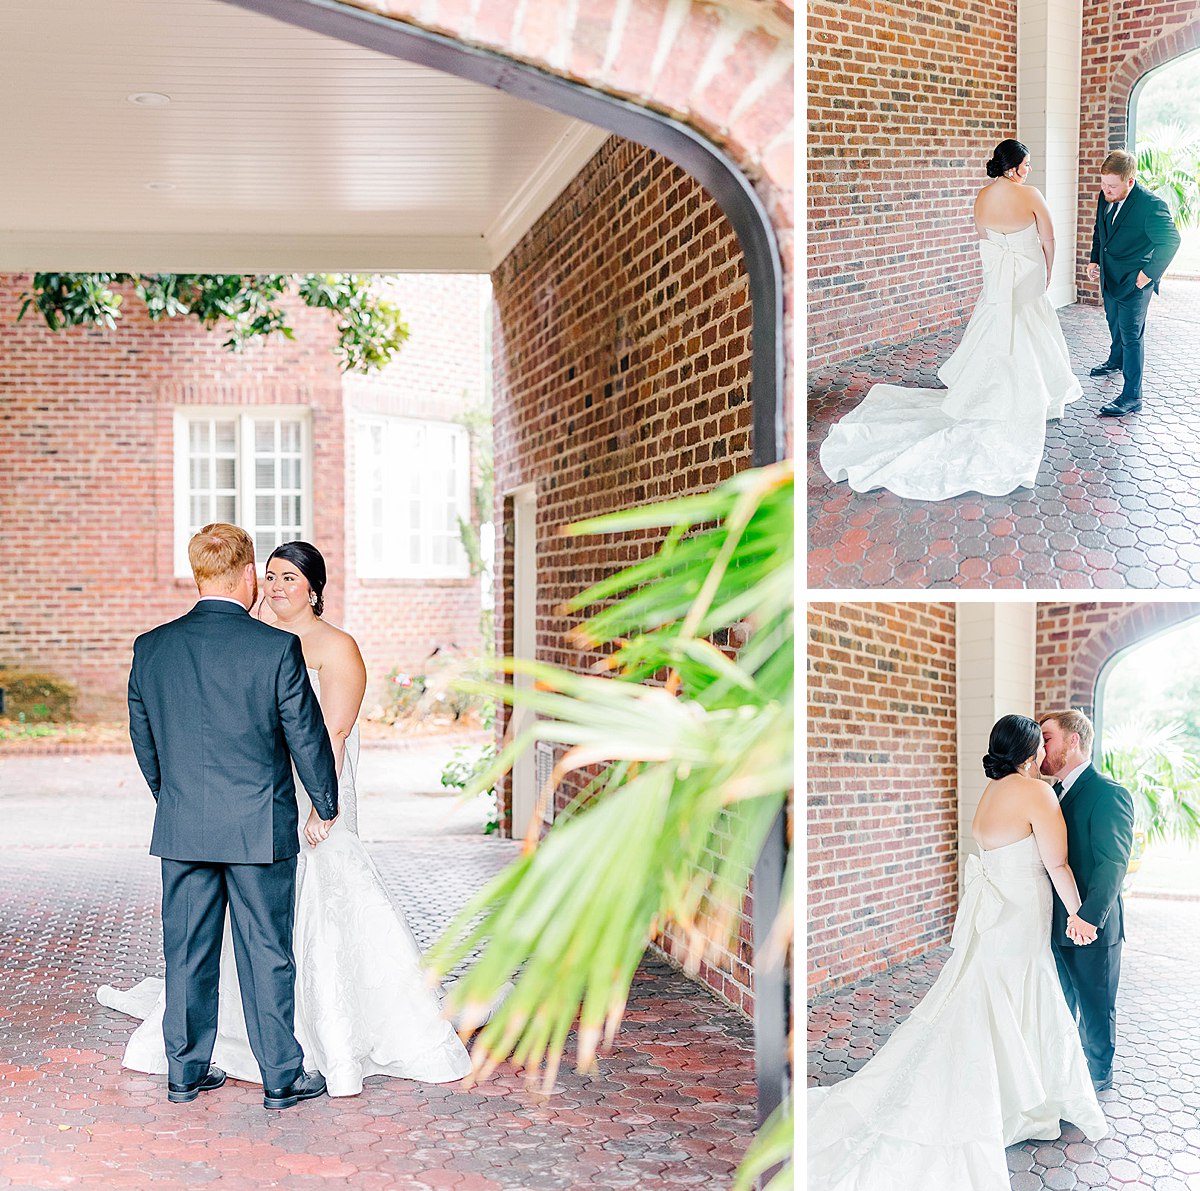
[1090,181,1180,300]
[1051,764,1135,949]
[128,599,338,864]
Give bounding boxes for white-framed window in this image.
[355,415,471,579]
[173,409,311,576]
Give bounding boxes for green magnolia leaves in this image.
[17,272,410,373]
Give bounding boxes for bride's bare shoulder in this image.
[307,621,366,676]
[1013,774,1056,803]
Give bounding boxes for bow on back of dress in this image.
[978,226,1043,352]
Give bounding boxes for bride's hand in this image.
[304,806,337,847]
[1067,912,1097,946]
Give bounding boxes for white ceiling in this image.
[0,0,609,272]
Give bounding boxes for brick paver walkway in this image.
[807,897,1200,1189]
[0,747,757,1189]
[808,280,1200,590]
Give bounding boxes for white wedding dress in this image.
[98,669,472,1094]
[820,223,1082,499]
[808,834,1107,1191]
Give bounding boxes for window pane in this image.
[282,458,301,490]
[255,421,275,452]
[190,422,208,452]
[216,495,236,524]
[215,457,236,490]
[189,458,206,489]
[280,421,301,453]
[283,495,301,527]
[256,495,275,525]
[256,459,276,490]
[190,495,206,526]
[256,531,275,558]
[214,420,236,453]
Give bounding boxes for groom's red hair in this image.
[188,522,255,590]
[1038,709,1094,755]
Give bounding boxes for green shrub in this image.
[0,672,76,722]
[441,743,500,834]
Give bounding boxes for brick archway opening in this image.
[1076,606,1200,750]
[223,0,793,1121]
[1114,22,1200,153]
[1036,602,1200,735]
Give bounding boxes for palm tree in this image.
[1102,715,1200,843]
[425,460,794,1188]
[1136,121,1200,228]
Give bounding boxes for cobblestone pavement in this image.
[807,897,1200,1189]
[0,748,757,1189]
[808,280,1200,590]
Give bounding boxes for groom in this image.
[1039,709,1135,1092]
[1087,148,1181,417]
[128,523,339,1108]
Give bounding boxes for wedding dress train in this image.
[98,669,472,1094]
[808,834,1107,1191]
[820,223,1082,500]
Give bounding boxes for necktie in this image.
[1109,201,1120,228]
[1053,781,1064,800]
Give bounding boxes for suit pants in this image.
[160,856,303,1088]
[1101,280,1154,401]
[1052,937,1122,1083]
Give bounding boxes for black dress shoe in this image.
[1089,363,1121,377]
[1099,399,1142,417]
[167,1064,226,1103]
[263,1070,327,1110]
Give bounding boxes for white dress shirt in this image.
[196,595,246,609]
[1058,760,1090,798]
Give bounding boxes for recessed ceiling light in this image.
[145,181,176,192]
[127,92,171,106]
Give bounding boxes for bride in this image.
[99,541,472,1094]
[820,139,1082,500]
[808,715,1107,1190]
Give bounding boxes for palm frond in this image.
[429,463,794,1094]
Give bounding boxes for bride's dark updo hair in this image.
[986,139,1029,179]
[267,540,327,617]
[982,714,1042,780]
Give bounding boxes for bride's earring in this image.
[309,593,318,607]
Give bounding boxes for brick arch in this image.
[336,0,794,195]
[1111,18,1200,149]
[310,0,795,357]
[1035,603,1200,724]
[1075,1,1200,296]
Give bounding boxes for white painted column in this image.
[956,604,1039,880]
[1017,0,1084,308]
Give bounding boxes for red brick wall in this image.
[807,602,958,997]
[1075,3,1200,301]
[1035,601,1200,718]
[807,0,1017,366]
[0,274,485,720]
[0,276,346,720]
[490,136,756,1013]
